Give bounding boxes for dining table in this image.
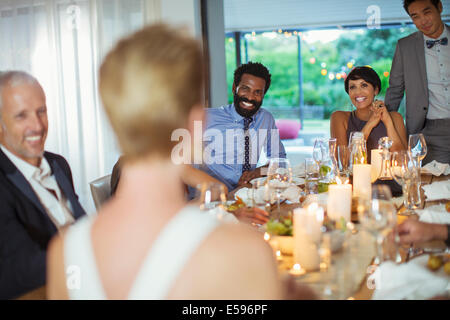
[231,171,450,300]
[16,173,449,300]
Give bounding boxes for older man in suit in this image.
[385,0,450,164]
[0,71,86,299]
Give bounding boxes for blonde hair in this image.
[99,24,203,160]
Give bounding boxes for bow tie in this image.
[426,37,448,49]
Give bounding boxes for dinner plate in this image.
[250,177,266,186]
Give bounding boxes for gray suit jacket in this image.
[385,24,450,135]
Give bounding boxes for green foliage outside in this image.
[225,27,416,119]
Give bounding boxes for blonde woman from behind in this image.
[46,24,311,300]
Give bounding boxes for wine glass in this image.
[390,151,421,216]
[377,137,393,181]
[408,133,427,167]
[195,182,227,212]
[358,185,395,266]
[313,138,327,164]
[267,158,292,220]
[337,145,350,177]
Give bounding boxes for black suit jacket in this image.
[0,149,86,299]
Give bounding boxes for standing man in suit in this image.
[0,71,86,299]
[385,0,449,164]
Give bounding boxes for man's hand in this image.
[238,168,262,186]
[232,207,269,225]
[398,219,448,244]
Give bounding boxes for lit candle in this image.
[289,263,306,276]
[353,164,372,199]
[275,250,282,261]
[327,183,352,222]
[293,204,323,271]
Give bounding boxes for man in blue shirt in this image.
[197,62,286,191]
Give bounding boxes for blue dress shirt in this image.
[195,104,286,191]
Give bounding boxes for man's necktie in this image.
[243,117,253,172]
[426,37,448,49]
[33,170,68,226]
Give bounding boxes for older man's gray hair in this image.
[0,71,40,115]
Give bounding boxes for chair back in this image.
[89,174,112,210]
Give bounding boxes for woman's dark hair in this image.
[233,61,271,93]
[403,0,441,14]
[344,66,381,94]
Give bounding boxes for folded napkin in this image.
[422,161,450,176]
[417,204,450,224]
[422,180,450,201]
[282,185,302,203]
[234,187,253,206]
[372,259,449,300]
[234,185,302,205]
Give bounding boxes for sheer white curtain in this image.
[0,0,161,213]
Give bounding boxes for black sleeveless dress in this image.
[346,111,402,196]
[346,111,387,163]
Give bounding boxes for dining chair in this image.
[89,174,112,210]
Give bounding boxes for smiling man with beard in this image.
[0,71,86,299]
[197,62,286,194]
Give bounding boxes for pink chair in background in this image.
[275,119,301,140]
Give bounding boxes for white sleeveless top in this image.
[63,206,221,299]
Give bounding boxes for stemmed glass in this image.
[337,145,350,178]
[408,133,427,167]
[195,182,227,212]
[358,185,396,266]
[390,151,421,216]
[313,138,327,164]
[267,158,292,220]
[378,137,393,181]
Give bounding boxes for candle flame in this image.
[264,232,270,241]
[293,263,301,271]
[307,202,319,213]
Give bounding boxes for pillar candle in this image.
[293,204,323,271]
[353,164,372,199]
[327,184,352,222]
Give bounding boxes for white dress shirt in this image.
[0,145,75,229]
[424,27,450,119]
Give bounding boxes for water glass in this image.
[358,185,395,265]
[390,151,421,215]
[250,178,272,214]
[305,158,319,194]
